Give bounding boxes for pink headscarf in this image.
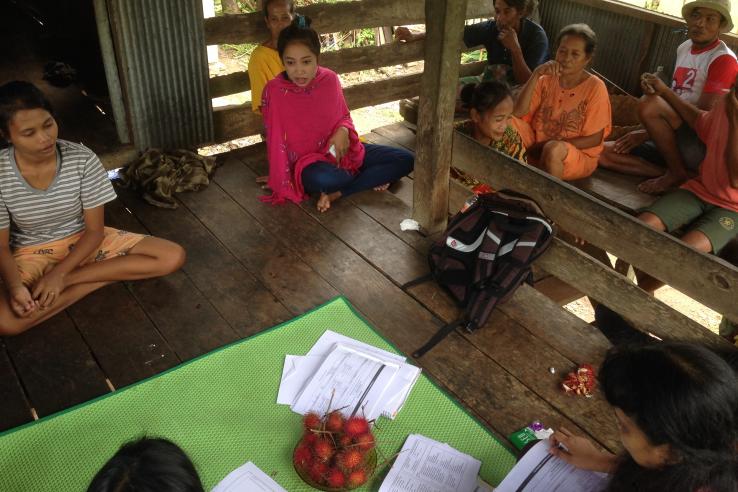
[260,67,365,204]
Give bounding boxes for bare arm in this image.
[394,27,425,43]
[564,129,605,150]
[513,61,560,117]
[31,206,105,306]
[497,28,532,84]
[642,73,702,129]
[696,91,723,111]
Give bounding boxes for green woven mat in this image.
[0,297,515,491]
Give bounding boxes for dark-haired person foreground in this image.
[0,81,185,335]
[395,0,548,85]
[550,342,738,492]
[87,438,204,492]
[260,16,414,212]
[512,23,611,180]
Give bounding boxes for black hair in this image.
[600,343,738,492]
[494,0,537,17]
[556,23,597,56]
[87,437,204,492]
[262,0,295,18]
[460,81,513,115]
[0,81,54,139]
[277,15,321,58]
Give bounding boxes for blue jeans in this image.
[301,144,414,197]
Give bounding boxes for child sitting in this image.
[550,342,738,492]
[260,16,414,212]
[247,0,295,114]
[87,437,203,492]
[459,81,527,162]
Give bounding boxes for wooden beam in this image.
[211,62,485,143]
[204,0,494,46]
[413,0,469,233]
[452,131,738,322]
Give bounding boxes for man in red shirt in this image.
[599,0,737,194]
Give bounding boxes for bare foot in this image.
[637,171,687,195]
[373,183,390,191]
[316,191,341,213]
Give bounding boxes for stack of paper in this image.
[211,461,287,492]
[379,434,482,492]
[277,330,421,421]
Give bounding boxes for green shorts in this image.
[643,188,738,253]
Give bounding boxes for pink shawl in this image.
[260,67,365,204]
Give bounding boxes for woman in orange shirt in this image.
[513,23,611,180]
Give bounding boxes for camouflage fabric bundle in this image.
[117,149,217,209]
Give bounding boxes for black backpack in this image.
[406,190,555,357]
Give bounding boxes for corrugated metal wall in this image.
[107,0,213,150]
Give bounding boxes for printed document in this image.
[379,434,481,492]
[211,461,286,492]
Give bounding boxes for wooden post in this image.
[412,0,468,233]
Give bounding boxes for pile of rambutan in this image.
[293,411,377,490]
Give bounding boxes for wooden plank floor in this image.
[0,125,616,455]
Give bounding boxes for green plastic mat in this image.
[0,297,516,491]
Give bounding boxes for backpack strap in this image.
[412,319,466,358]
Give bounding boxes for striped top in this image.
[0,140,117,248]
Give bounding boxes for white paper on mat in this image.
[379,434,481,492]
[211,461,287,492]
[306,330,405,364]
[291,343,400,420]
[495,440,610,492]
[277,355,323,405]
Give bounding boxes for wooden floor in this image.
[0,124,619,455]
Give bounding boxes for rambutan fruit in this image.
[293,443,312,469]
[344,416,370,437]
[347,468,368,487]
[338,434,353,447]
[337,448,364,471]
[303,431,318,446]
[326,410,344,433]
[355,432,375,451]
[303,412,322,431]
[313,438,335,462]
[308,460,329,483]
[326,468,346,488]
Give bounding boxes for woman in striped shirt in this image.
[0,81,185,335]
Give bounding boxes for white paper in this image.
[379,434,482,492]
[292,343,400,420]
[495,440,610,492]
[306,330,405,364]
[211,461,286,492]
[277,355,323,405]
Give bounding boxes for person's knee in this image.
[542,140,568,163]
[638,94,665,122]
[157,242,186,275]
[638,211,666,231]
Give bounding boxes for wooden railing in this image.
[204,0,494,143]
[450,133,737,346]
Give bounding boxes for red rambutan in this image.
[326,410,344,433]
[303,431,318,446]
[308,460,329,483]
[338,434,353,447]
[344,416,370,437]
[293,443,312,469]
[326,468,346,488]
[313,438,335,462]
[337,448,364,470]
[303,412,322,431]
[355,432,375,451]
[347,468,368,487]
